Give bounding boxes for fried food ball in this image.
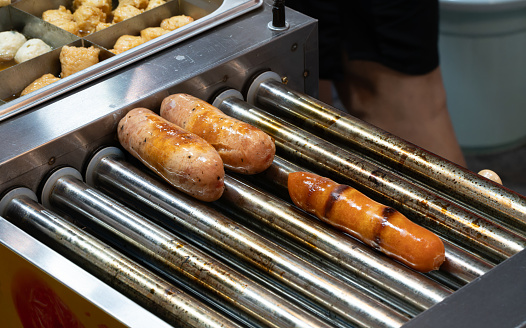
[42,6,80,36]
[118,0,149,9]
[21,74,61,96]
[110,35,144,54]
[54,20,81,36]
[95,22,113,32]
[14,39,52,63]
[43,5,74,22]
[112,5,143,23]
[160,15,194,31]
[140,27,170,42]
[0,31,27,61]
[73,5,107,36]
[146,0,166,10]
[73,0,112,15]
[60,45,100,78]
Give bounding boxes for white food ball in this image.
[14,39,52,63]
[478,169,503,185]
[0,31,27,61]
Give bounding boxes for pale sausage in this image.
[118,107,225,202]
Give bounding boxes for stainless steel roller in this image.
[42,168,334,328]
[214,94,522,265]
[84,147,410,328]
[249,73,526,235]
[240,156,494,287]
[0,187,242,328]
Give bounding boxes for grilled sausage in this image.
[160,93,275,175]
[288,171,445,272]
[117,107,225,202]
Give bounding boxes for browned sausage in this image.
[117,107,225,202]
[288,171,445,272]
[160,93,275,175]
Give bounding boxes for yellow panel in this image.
[0,243,129,328]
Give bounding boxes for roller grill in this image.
[1,2,526,328]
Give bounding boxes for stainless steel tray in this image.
[0,0,263,122]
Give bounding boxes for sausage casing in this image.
[288,171,445,272]
[160,93,275,174]
[118,107,225,202]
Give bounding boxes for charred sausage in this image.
[118,107,225,202]
[160,93,275,175]
[288,171,445,272]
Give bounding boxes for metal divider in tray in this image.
[0,0,263,121]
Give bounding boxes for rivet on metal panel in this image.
[303,70,309,78]
[291,43,298,52]
[281,76,289,84]
[48,157,56,165]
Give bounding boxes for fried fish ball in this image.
[110,35,144,54]
[14,39,52,63]
[56,20,81,35]
[60,46,100,78]
[73,0,112,14]
[112,5,143,23]
[21,74,61,96]
[140,27,170,42]
[146,0,166,10]
[73,5,107,36]
[118,0,149,9]
[0,31,26,61]
[43,5,74,23]
[160,15,194,31]
[42,6,80,36]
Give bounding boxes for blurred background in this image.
[335,0,526,196]
[438,0,526,196]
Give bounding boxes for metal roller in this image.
[84,147,410,328]
[0,187,242,328]
[214,94,524,265]
[41,167,333,328]
[240,156,494,287]
[248,73,526,235]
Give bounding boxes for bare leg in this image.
[335,60,466,167]
[318,79,334,105]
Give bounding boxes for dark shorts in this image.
[286,0,440,80]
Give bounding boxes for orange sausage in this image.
[118,107,225,202]
[160,93,275,174]
[288,172,445,272]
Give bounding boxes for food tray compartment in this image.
[0,39,113,102]
[0,5,79,72]
[0,0,263,122]
[11,0,116,20]
[11,0,204,55]
[85,0,220,50]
